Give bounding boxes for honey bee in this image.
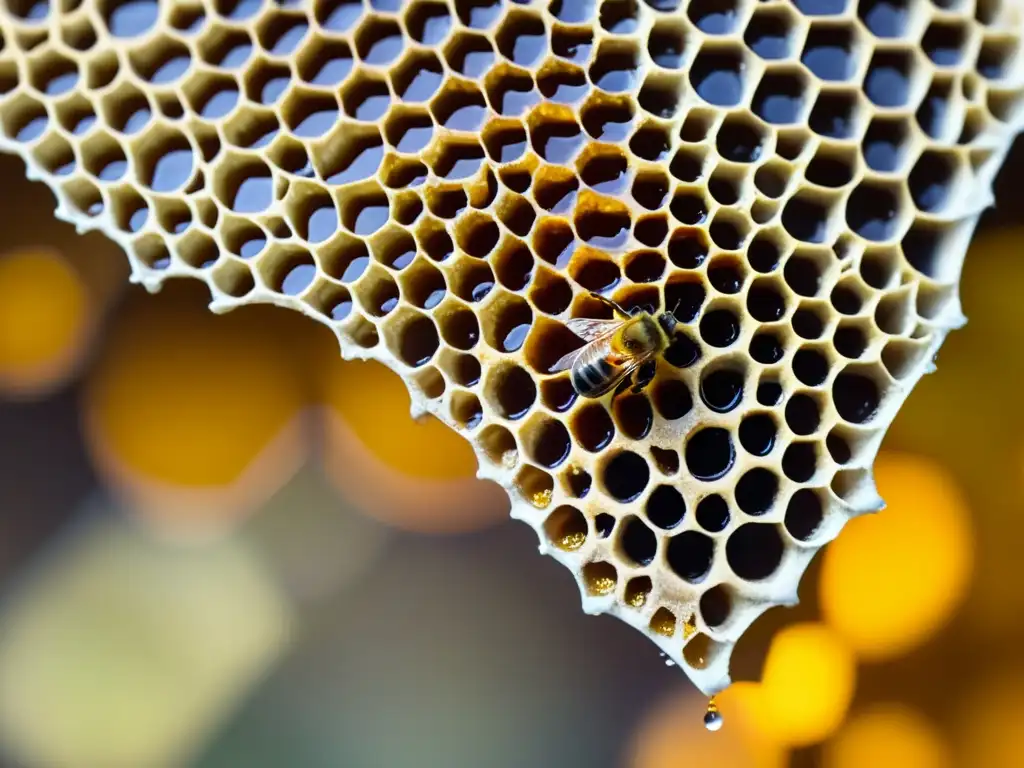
[551,292,680,398]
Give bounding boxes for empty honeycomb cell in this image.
[645,484,686,530]
[667,530,715,583]
[620,516,658,566]
[614,393,653,439]
[0,0,1017,698]
[695,494,730,534]
[726,523,784,580]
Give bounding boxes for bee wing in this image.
[564,317,622,342]
[548,347,584,373]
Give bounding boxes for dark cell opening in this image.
[646,484,686,529]
[620,517,658,566]
[651,447,680,476]
[630,124,671,161]
[670,192,708,225]
[726,524,784,580]
[739,413,776,456]
[688,0,739,34]
[635,215,668,247]
[716,115,764,162]
[495,364,536,418]
[801,25,856,81]
[922,21,967,66]
[625,251,666,283]
[862,116,906,171]
[826,429,852,464]
[809,90,857,139]
[685,427,734,481]
[709,175,740,206]
[757,379,783,405]
[595,512,614,535]
[541,376,577,413]
[847,183,900,241]
[532,419,572,468]
[786,393,821,435]
[859,0,909,37]
[735,467,779,515]
[744,9,793,60]
[793,348,829,386]
[782,441,817,482]
[700,368,744,412]
[784,255,821,297]
[864,50,913,107]
[663,333,702,368]
[749,333,784,364]
[792,307,825,339]
[603,450,651,502]
[747,281,786,322]
[574,402,616,452]
[653,379,693,419]
[834,324,867,358]
[747,235,781,273]
[709,261,743,294]
[589,47,640,93]
[690,48,746,106]
[754,163,789,198]
[700,309,740,347]
[782,194,831,243]
[669,149,703,184]
[709,216,745,250]
[667,531,715,582]
[452,354,481,387]
[806,152,855,187]
[701,586,732,628]
[902,223,944,279]
[786,489,824,541]
[664,280,706,322]
[831,284,862,314]
[668,229,709,268]
[908,151,954,213]
[696,495,730,532]
[833,371,879,423]
[752,72,807,124]
[615,394,653,439]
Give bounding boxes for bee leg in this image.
[631,360,657,395]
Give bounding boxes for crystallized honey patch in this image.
[0,0,1021,696]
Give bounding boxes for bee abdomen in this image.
[572,350,618,398]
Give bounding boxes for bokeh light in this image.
[824,703,951,768]
[759,623,856,747]
[956,670,1024,767]
[82,289,311,535]
[820,452,973,661]
[0,505,290,768]
[628,683,786,768]
[0,248,89,397]
[321,358,508,534]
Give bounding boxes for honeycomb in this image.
[0,0,1021,697]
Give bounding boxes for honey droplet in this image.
[531,488,552,508]
[704,697,723,732]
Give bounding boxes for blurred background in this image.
[2,137,1024,767]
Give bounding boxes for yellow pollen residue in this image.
[559,531,586,551]
[590,577,616,596]
[628,591,647,608]
[650,613,676,637]
[683,614,698,640]
[531,489,552,508]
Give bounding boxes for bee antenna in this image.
[671,297,681,317]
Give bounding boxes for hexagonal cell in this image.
[864,49,920,108]
[745,5,802,60]
[801,23,865,82]
[340,71,390,122]
[589,39,641,93]
[431,79,487,132]
[752,66,813,125]
[296,36,354,88]
[690,44,750,107]
[354,16,405,66]
[405,0,452,45]
[495,9,547,68]
[391,50,444,103]
[649,19,690,70]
